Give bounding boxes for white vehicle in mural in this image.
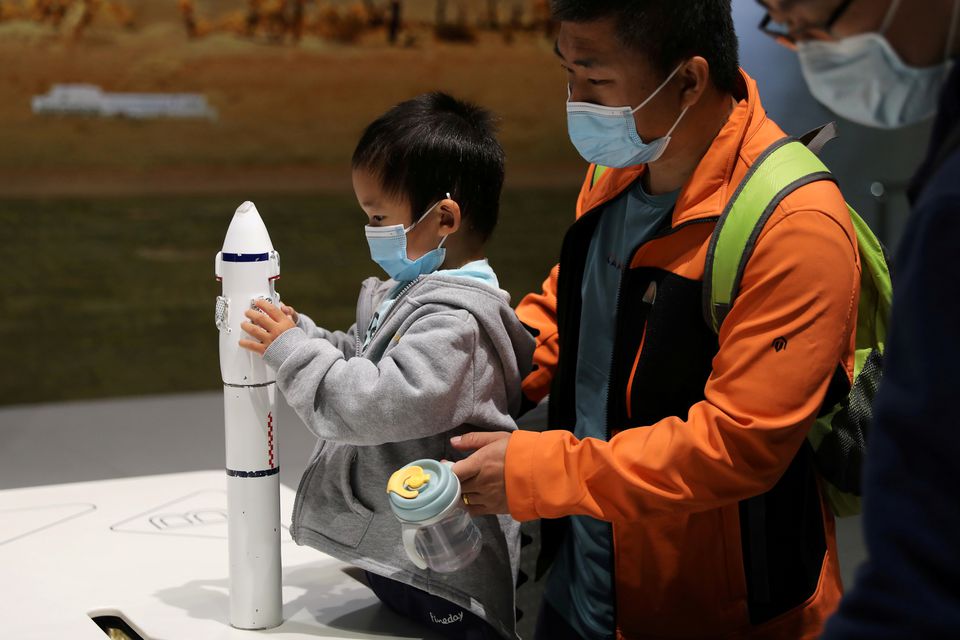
[32,84,217,120]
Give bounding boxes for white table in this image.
[0,470,437,639]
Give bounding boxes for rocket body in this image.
[214,201,283,630]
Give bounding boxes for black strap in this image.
[797,122,839,157]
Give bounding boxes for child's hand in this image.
[239,299,297,355]
[281,304,299,325]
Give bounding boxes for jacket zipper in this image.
[549,197,626,637]
[625,324,649,421]
[558,188,720,636]
[606,235,655,440]
[357,276,423,356]
[610,216,719,422]
[569,213,721,412]
[599,211,716,639]
[355,279,375,357]
[625,282,657,421]
[604,271,627,640]
[600,230,652,640]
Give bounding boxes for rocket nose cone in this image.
[222,201,275,255]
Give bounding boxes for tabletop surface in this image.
[0,470,439,640]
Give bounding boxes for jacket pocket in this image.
[295,442,374,549]
[291,439,325,535]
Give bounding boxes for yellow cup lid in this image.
[387,465,432,500]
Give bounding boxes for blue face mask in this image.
[365,194,450,282]
[566,64,689,168]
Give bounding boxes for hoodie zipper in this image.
[357,276,423,356]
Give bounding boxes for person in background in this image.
[758,0,960,636]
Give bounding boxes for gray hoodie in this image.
[263,274,536,639]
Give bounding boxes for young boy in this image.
[239,92,534,639]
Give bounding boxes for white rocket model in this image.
[214,201,283,630]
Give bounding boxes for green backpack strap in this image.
[703,137,835,332]
[591,164,609,188]
[704,133,894,518]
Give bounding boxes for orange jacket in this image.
[509,71,861,639]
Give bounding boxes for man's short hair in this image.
[352,92,505,242]
[552,0,741,95]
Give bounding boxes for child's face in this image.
[352,168,446,261]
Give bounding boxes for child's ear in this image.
[438,197,462,237]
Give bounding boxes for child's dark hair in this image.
[352,92,505,242]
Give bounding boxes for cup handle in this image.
[402,526,428,570]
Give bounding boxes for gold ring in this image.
[462,494,470,506]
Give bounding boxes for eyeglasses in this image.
[757,0,857,49]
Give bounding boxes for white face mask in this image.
[796,0,960,130]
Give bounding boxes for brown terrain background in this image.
[0,1,584,404]
[0,0,582,196]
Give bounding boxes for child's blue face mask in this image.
[365,194,450,282]
[566,63,688,168]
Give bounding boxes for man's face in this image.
[555,18,684,146]
[760,0,888,40]
[760,0,949,68]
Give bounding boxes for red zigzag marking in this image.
[267,412,275,469]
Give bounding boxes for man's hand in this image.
[450,431,512,516]
[239,299,296,355]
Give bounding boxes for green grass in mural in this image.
[0,188,575,405]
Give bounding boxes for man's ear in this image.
[438,198,462,237]
[678,56,711,110]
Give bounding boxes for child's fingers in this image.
[238,339,266,355]
[241,321,270,342]
[244,308,276,330]
[255,299,285,322]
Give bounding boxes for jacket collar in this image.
[575,69,766,228]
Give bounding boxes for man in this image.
[759,0,960,636]
[451,1,861,638]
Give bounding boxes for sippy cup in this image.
[386,459,482,573]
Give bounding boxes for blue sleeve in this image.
[823,157,960,638]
